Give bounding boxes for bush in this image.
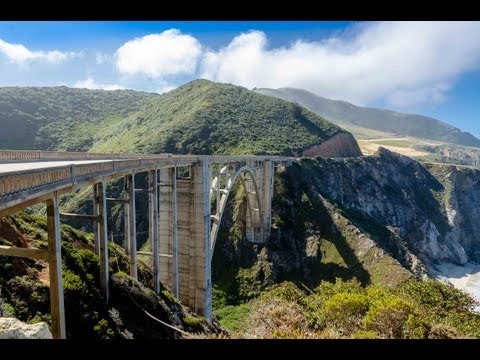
[243,298,308,339]
[260,282,306,305]
[320,292,369,335]
[363,296,415,338]
[214,303,251,333]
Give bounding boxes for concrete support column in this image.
[149,169,160,294]
[93,185,100,256]
[125,173,137,280]
[261,160,274,238]
[94,182,109,302]
[46,192,66,339]
[123,176,130,255]
[177,157,211,320]
[159,167,175,293]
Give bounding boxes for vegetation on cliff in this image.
[0,80,354,157]
[0,212,222,339]
[211,149,480,338]
[221,279,480,339]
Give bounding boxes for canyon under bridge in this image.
[0,150,293,338]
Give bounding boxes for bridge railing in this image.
[0,157,196,201]
[0,150,295,163]
[0,150,177,162]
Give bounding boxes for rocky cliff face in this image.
[292,147,480,268]
[213,147,480,301]
[296,132,362,158]
[426,163,480,261]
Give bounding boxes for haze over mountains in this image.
[255,87,480,148]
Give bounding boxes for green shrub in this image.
[214,303,251,333]
[260,282,305,305]
[321,292,369,335]
[93,319,115,339]
[351,330,378,339]
[183,315,206,332]
[363,296,415,338]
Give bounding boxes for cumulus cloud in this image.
[74,77,124,91]
[0,38,78,65]
[200,22,480,108]
[115,29,201,78]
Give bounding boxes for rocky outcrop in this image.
[0,317,52,339]
[298,132,362,158]
[426,163,480,262]
[291,147,480,269]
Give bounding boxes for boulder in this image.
[0,317,52,339]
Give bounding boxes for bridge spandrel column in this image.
[262,160,274,239]
[126,174,137,280]
[159,168,174,291]
[94,182,109,303]
[149,169,160,294]
[176,179,192,306]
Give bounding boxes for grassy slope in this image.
[0,80,347,156]
[91,80,345,156]
[0,86,157,151]
[255,87,480,148]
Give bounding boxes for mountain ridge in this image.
[0,80,361,157]
[254,87,480,148]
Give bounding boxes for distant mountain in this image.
[255,87,480,148]
[0,80,361,157]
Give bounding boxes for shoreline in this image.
[433,262,480,312]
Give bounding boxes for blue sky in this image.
[0,21,479,136]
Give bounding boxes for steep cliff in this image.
[289,148,480,268]
[213,148,480,306]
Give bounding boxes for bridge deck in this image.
[0,160,112,175]
[0,150,293,217]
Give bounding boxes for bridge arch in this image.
[209,165,265,259]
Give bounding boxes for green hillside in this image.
[90,80,346,156]
[0,80,351,156]
[255,87,480,148]
[0,86,157,151]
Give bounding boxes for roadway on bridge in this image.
[0,160,114,175]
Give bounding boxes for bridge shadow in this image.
[266,168,371,289]
[211,168,372,308]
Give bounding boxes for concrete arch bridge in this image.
[0,150,292,338]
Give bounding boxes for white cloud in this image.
[115,29,201,78]
[74,77,124,91]
[95,52,111,65]
[200,22,480,108]
[0,38,78,65]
